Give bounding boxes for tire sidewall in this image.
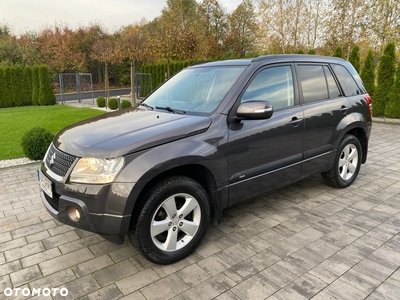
[334,135,362,187]
[136,177,210,264]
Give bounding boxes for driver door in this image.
[227,65,304,206]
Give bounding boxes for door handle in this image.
[340,105,350,114]
[289,117,303,126]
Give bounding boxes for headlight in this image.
[69,157,124,184]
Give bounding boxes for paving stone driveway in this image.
[1,122,400,300]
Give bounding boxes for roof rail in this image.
[252,54,345,62]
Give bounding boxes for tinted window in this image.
[324,66,341,98]
[144,66,246,114]
[297,65,328,103]
[241,66,294,110]
[331,64,361,96]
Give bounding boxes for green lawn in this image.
[0,105,105,160]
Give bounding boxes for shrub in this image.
[21,127,54,160]
[108,98,118,110]
[96,96,106,107]
[121,100,132,109]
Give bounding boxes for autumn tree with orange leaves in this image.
[37,25,86,74]
[91,34,121,107]
[118,23,150,105]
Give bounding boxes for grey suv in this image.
[39,55,372,264]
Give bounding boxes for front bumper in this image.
[39,166,134,245]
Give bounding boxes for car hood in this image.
[54,108,212,158]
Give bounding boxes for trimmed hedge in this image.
[0,64,55,108]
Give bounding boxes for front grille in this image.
[45,144,77,178]
[44,192,60,211]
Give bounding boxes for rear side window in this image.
[331,64,362,96]
[297,65,328,103]
[324,66,341,98]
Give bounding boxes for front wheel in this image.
[130,176,210,264]
[321,134,362,188]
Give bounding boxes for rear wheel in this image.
[321,134,362,188]
[130,176,210,264]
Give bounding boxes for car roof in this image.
[190,54,346,68]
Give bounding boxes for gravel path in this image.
[0,157,38,169]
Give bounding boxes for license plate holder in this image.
[39,171,53,198]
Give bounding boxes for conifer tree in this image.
[3,67,13,107]
[32,65,40,105]
[14,65,24,107]
[0,68,4,107]
[39,65,56,105]
[333,47,343,58]
[373,42,396,116]
[38,65,56,106]
[349,45,360,72]
[385,63,400,118]
[360,48,375,96]
[23,66,33,105]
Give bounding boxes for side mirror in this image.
[237,100,274,120]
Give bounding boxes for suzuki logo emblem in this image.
[49,153,56,166]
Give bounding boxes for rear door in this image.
[297,64,351,176]
[227,64,304,206]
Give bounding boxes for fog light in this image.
[67,206,81,222]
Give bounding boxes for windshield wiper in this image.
[155,106,186,114]
[139,102,154,110]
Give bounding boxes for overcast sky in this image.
[0,0,243,35]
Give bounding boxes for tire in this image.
[321,134,362,188]
[130,176,210,264]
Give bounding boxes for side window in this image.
[324,66,341,98]
[331,64,361,96]
[297,65,328,103]
[241,66,294,110]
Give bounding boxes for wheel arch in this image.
[129,164,219,233]
[341,126,368,164]
[334,112,369,164]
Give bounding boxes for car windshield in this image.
[143,66,246,114]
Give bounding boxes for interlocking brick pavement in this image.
[0,122,399,299]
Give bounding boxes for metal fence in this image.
[58,73,94,104]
